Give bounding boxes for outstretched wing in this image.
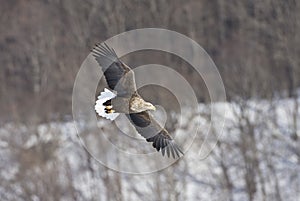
[92,43,136,97]
[127,112,183,158]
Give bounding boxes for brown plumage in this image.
[92,43,183,158]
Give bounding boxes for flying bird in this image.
[92,43,183,158]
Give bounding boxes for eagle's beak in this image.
[145,102,156,111]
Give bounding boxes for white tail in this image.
[95,88,119,121]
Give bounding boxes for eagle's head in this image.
[130,97,156,112]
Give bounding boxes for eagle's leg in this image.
[102,100,114,113]
[106,105,113,109]
[105,108,115,114]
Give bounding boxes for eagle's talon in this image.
[105,105,113,109]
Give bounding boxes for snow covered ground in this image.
[0,98,299,201]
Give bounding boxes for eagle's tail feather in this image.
[95,88,119,121]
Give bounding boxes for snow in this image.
[0,98,300,200]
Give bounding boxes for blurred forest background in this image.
[0,0,299,201]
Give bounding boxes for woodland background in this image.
[0,0,299,201]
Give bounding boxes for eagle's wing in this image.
[92,43,136,97]
[127,112,183,158]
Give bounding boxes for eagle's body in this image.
[92,43,183,158]
[106,92,155,114]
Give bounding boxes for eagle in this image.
[92,43,183,158]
